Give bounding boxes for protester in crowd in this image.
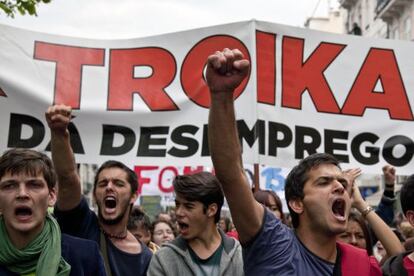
[151,219,176,247]
[225,220,239,240]
[46,104,152,276]
[218,216,231,233]
[254,190,285,222]
[376,165,398,227]
[338,168,404,263]
[382,174,414,275]
[206,48,382,275]
[147,172,243,275]
[0,148,106,276]
[400,221,414,240]
[338,210,374,255]
[404,238,414,252]
[155,211,173,223]
[128,206,160,253]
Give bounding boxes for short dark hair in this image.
[254,190,285,221]
[285,153,340,228]
[0,148,57,190]
[128,206,151,231]
[400,174,414,216]
[173,171,224,223]
[94,160,138,195]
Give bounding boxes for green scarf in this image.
[0,213,71,276]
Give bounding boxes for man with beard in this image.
[46,104,152,276]
[206,48,381,275]
[147,172,243,275]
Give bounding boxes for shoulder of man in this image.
[0,266,17,276]
[155,236,188,257]
[219,228,239,254]
[381,250,413,276]
[61,234,106,275]
[62,233,101,258]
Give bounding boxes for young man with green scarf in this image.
[0,148,106,276]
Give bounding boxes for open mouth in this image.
[178,222,189,233]
[332,198,346,221]
[104,196,117,209]
[15,206,33,219]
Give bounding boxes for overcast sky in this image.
[0,0,339,39]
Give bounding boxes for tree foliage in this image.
[0,0,51,17]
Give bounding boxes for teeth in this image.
[104,197,117,208]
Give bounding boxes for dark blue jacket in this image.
[0,234,106,276]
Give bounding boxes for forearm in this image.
[51,130,82,210]
[208,92,263,243]
[356,203,404,256]
[209,92,243,183]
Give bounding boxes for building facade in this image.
[339,0,414,39]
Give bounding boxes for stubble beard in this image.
[98,199,131,226]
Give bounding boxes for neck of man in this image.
[100,217,141,254]
[100,217,129,239]
[188,223,222,259]
[99,210,130,239]
[296,225,338,263]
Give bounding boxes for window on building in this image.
[403,17,411,40]
[393,27,400,39]
[365,0,371,29]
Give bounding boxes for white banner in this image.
[0,20,413,174]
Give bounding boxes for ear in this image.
[48,187,57,207]
[406,210,414,226]
[288,198,304,215]
[129,192,138,205]
[207,203,218,219]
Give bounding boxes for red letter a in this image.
[342,48,413,121]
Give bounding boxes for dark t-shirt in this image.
[54,197,152,276]
[188,241,224,276]
[243,208,335,275]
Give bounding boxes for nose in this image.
[333,179,345,194]
[175,206,184,218]
[16,184,29,199]
[350,234,357,245]
[105,180,115,190]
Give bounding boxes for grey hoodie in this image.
[147,230,244,276]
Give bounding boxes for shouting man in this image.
[46,104,152,276]
[0,148,106,276]
[148,172,243,275]
[206,48,381,275]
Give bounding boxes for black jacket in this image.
[382,250,413,276]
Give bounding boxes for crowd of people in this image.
[0,49,413,275]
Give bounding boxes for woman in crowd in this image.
[254,190,285,222]
[151,219,176,247]
[218,216,232,233]
[338,210,374,255]
[338,168,404,264]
